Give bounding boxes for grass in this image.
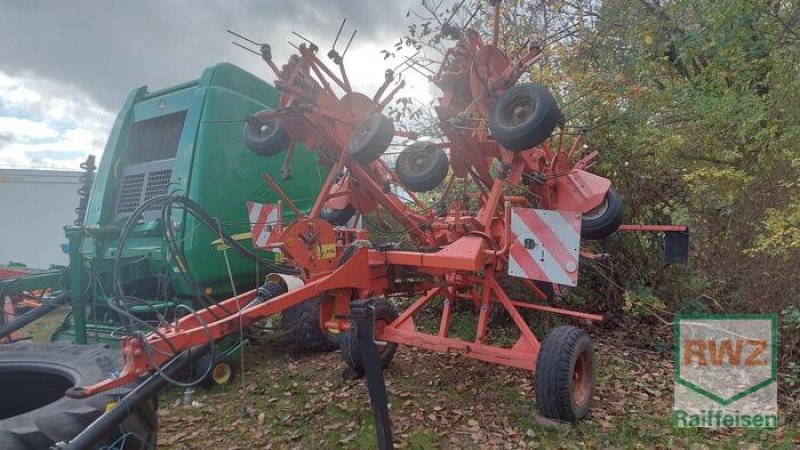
[154,330,798,449]
[5,302,797,448]
[19,307,68,342]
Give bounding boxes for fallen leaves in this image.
[155,328,798,449]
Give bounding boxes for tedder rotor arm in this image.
[66,249,373,399]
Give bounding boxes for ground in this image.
[16,307,798,448]
[155,326,799,449]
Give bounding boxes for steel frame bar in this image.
[508,300,603,321]
[618,224,689,233]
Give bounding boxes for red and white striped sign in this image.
[247,201,278,248]
[508,208,581,287]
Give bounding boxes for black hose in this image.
[160,195,299,275]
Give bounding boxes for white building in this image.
[0,168,83,269]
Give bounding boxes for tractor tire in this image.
[340,299,399,375]
[0,342,158,449]
[197,353,238,389]
[281,297,340,352]
[395,143,449,192]
[320,204,356,226]
[534,326,595,422]
[581,188,624,240]
[489,83,562,152]
[242,111,290,157]
[347,113,395,163]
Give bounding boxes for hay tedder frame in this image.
[66,1,687,424]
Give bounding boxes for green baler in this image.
[51,63,326,345]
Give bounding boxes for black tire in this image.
[320,204,356,226]
[0,342,157,449]
[340,299,399,375]
[535,326,595,422]
[395,143,449,192]
[197,354,238,389]
[347,113,395,163]
[242,110,290,157]
[281,297,340,352]
[581,188,624,240]
[489,83,562,152]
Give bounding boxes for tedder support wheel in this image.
[347,113,395,163]
[197,354,238,389]
[395,142,449,192]
[581,187,624,240]
[0,342,158,449]
[242,110,290,157]
[320,204,356,226]
[340,299,399,375]
[489,82,562,152]
[281,296,341,352]
[535,326,595,422]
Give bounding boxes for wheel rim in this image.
[212,362,232,385]
[500,92,537,127]
[582,198,609,221]
[350,115,376,149]
[403,150,435,174]
[251,119,277,139]
[571,350,591,407]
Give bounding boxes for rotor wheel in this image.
[489,83,562,152]
[395,143,449,193]
[581,188,624,240]
[340,299,399,375]
[346,113,395,163]
[320,204,356,226]
[242,110,290,157]
[534,326,595,422]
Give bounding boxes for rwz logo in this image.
[682,338,769,367]
[673,315,777,428]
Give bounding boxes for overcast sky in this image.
[0,0,436,170]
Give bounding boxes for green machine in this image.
[45,63,326,365]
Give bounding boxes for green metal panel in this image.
[84,63,325,297]
[53,63,327,346]
[179,63,325,296]
[83,87,145,227]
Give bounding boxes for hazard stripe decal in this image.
[508,208,582,287]
[247,201,278,248]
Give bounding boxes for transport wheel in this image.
[242,110,290,156]
[340,299,399,375]
[395,143,449,192]
[581,188,624,240]
[534,326,595,422]
[281,296,340,352]
[347,113,395,163]
[489,82,562,152]
[197,354,238,388]
[320,204,356,226]
[0,342,158,449]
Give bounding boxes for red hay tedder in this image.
[67,2,687,425]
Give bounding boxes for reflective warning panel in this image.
[508,208,581,287]
[247,201,278,248]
